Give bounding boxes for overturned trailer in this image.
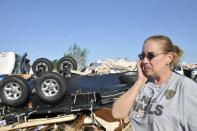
[0,55,137,126]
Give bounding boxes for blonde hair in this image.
[144,35,183,68]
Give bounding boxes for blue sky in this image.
[0,0,197,65]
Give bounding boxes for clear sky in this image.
[0,0,197,65]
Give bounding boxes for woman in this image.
[112,35,197,131]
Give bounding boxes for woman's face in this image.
[140,40,171,77]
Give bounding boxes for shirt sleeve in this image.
[182,77,197,131]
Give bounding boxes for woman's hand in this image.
[137,60,147,84]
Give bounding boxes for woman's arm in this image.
[112,60,147,119]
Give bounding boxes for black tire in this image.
[20,53,30,74]
[36,72,66,104]
[20,59,30,74]
[32,58,53,76]
[57,56,77,73]
[194,76,197,83]
[0,76,29,106]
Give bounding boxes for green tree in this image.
[64,43,89,70]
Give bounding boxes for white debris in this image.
[0,120,6,126]
[83,58,137,74]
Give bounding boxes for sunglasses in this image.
[138,52,166,61]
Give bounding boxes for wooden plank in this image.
[14,74,32,79]
[70,70,88,75]
[0,114,76,131]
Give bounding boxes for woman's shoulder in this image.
[172,72,194,82]
[172,72,197,90]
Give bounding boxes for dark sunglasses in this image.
[138,52,166,61]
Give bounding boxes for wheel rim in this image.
[36,62,48,73]
[194,77,197,82]
[60,61,73,71]
[41,79,59,97]
[4,82,22,100]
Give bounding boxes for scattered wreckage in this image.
[174,64,197,82]
[0,52,137,130]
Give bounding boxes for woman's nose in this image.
[141,56,149,63]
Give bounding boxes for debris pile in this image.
[0,108,132,131]
[83,58,137,74]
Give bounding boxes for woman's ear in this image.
[166,52,174,65]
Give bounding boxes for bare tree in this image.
[64,43,89,70]
[51,59,58,70]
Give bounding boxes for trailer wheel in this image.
[57,56,77,73]
[32,58,53,76]
[36,72,66,104]
[0,76,29,106]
